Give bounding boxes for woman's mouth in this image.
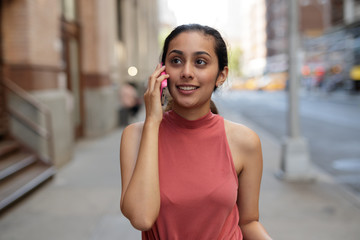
[176,85,199,94]
[178,86,198,90]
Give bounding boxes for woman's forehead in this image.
[167,31,216,55]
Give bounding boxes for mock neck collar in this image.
[166,110,215,129]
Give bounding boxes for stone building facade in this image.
[1,0,158,165]
[0,0,159,210]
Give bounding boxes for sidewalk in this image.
[0,106,360,240]
[221,108,360,240]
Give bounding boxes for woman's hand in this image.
[143,64,169,124]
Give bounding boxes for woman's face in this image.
[165,31,227,114]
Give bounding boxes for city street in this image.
[2,0,360,239]
[214,89,360,198]
[1,95,360,240]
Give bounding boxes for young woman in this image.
[120,24,272,240]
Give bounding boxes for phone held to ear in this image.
[160,71,168,106]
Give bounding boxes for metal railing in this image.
[1,78,54,164]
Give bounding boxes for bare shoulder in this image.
[120,122,144,160]
[224,119,261,152]
[122,121,144,139]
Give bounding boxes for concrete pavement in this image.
[221,107,360,240]
[0,128,140,240]
[0,105,360,240]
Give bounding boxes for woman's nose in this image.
[180,62,194,80]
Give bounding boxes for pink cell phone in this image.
[160,71,167,105]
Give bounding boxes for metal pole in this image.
[277,0,314,182]
[288,0,300,139]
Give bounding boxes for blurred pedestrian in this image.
[120,24,272,240]
[118,82,141,126]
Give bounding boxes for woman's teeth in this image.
[178,86,197,90]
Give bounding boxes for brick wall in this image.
[28,0,62,67]
[2,0,31,64]
[3,0,62,67]
[79,0,117,75]
[2,0,62,90]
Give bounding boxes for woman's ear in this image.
[216,66,229,87]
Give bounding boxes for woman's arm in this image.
[120,64,169,231]
[120,121,160,231]
[226,121,272,240]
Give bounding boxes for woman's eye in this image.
[171,58,182,64]
[196,59,206,65]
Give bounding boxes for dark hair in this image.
[161,24,228,114]
[161,24,228,72]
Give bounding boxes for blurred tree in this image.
[158,27,172,56]
[229,47,243,77]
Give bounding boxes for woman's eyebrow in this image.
[194,51,211,57]
[168,49,183,55]
[168,49,211,57]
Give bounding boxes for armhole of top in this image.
[222,118,239,183]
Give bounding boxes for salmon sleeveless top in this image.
[142,110,242,240]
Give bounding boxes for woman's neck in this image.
[171,102,211,121]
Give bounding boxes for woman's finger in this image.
[148,64,166,93]
[146,64,160,91]
[155,72,169,90]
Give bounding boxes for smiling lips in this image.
[177,85,199,91]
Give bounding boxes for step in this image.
[0,152,36,180]
[0,162,55,211]
[0,140,19,158]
